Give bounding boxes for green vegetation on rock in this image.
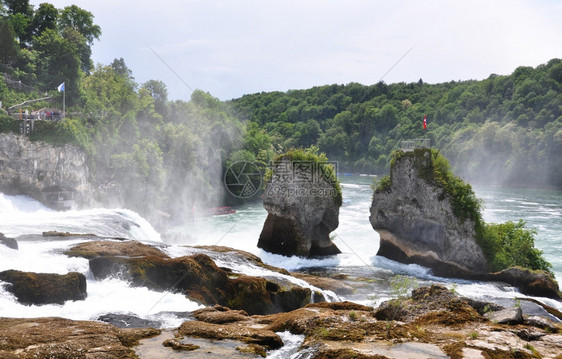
[482,220,552,273]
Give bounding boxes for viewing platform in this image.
[401,138,431,151]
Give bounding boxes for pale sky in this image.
[36,0,562,101]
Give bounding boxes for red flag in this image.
[423,115,427,130]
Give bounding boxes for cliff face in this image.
[369,149,488,276]
[0,133,90,208]
[258,157,341,257]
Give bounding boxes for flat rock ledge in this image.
[1,286,561,358]
[0,317,160,358]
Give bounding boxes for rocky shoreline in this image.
[1,285,561,358]
[1,237,561,358]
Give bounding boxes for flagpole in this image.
[62,82,65,119]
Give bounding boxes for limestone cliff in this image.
[369,148,488,276]
[0,133,91,208]
[258,157,341,257]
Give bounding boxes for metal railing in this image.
[401,138,431,151]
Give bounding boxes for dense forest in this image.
[230,60,562,187]
[1,1,561,222]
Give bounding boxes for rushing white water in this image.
[1,177,562,330]
[0,193,193,328]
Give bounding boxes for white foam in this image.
[0,277,202,327]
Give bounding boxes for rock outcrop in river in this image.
[0,133,90,208]
[65,240,320,315]
[0,270,87,305]
[258,155,342,257]
[370,148,488,276]
[370,148,561,299]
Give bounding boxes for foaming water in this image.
[0,194,184,326]
[0,193,161,242]
[2,179,562,327]
[267,331,306,359]
[0,277,202,328]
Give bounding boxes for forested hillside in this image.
[230,60,562,187]
[1,0,561,223]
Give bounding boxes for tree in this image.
[0,18,18,65]
[58,5,100,73]
[4,0,33,46]
[142,79,168,117]
[31,2,58,38]
[62,26,91,73]
[32,28,81,99]
[59,5,101,44]
[110,57,132,79]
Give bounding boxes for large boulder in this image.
[67,240,316,314]
[258,157,341,257]
[0,270,87,305]
[370,149,488,276]
[484,267,561,299]
[0,233,18,250]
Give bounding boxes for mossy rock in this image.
[0,270,87,305]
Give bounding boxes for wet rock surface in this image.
[258,157,341,257]
[1,285,561,358]
[67,240,316,315]
[0,317,160,358]
[0,233,18,250]
[0,270,86,305]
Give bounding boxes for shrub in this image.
[0,114,19,133]
[373,175,391,193]
[482,220,552,273]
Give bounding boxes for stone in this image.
[524,315,560,332]
[177,320,283,350]
[88,253,230,306]
[0,270,87,305]
[0,133,91,208]
[0,317,160,358]
[484,267,561,299]
[484,307,523,324]
[162,338,199,351]
[258,157,341,257]
[192,305,249,324]
[0,235,18,250]
[65,239,169,259]
[97,313,162,328]
[70,241,315,315]
[370,149,488,276]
